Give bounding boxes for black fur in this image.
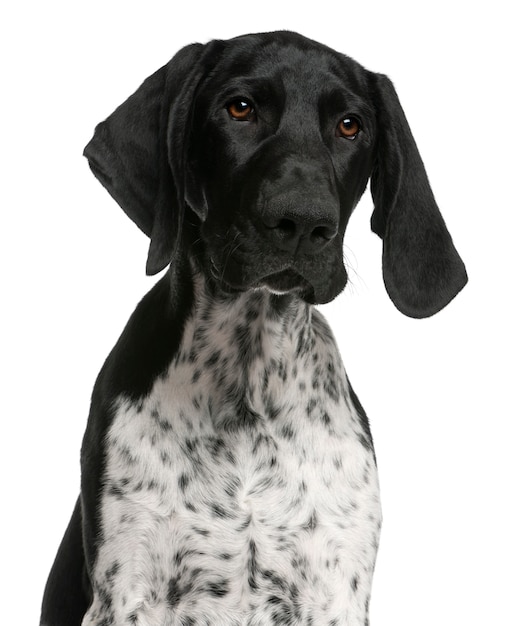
[40,31,467,626]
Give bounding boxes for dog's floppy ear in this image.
[369,73,467,318]
[84,43,207,275]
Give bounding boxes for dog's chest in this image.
[87,298,381,626]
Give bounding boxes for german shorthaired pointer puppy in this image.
[41,31,467,626]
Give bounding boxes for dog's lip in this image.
[209,256,311,297]
[258,268,312,294]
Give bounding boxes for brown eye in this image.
[338,116,361,140]
[227,99,255,121]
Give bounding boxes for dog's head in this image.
[84,31,467,316]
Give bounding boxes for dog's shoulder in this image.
[80,272,193,566]
[99,272,193,402]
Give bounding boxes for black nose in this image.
[261,203,339,254]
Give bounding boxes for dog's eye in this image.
[337,116,361,140]
[227,99,255,121]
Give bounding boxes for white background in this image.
[1,1,517,624]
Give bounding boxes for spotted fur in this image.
[81,273,380,626]
[41,31,467,626]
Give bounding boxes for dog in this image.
[40,31,467,626]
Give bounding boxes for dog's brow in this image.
[319,86,374,117]
[216,76,280,101]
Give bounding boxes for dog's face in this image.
[84,31,467,316]
[187,36,375,303]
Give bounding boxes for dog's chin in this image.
[259,266,347,304]
[259,269,316,301]
[208,257,344,305]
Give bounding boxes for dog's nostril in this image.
[311,224,336,241]
[276,218,298,236]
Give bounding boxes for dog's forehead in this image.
[204,33,370,99]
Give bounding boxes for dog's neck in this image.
[168,269,318,429]
[180,269,314,364]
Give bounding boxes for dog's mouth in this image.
[259,268,314,296]
[209,256,315,301]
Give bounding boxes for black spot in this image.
[98,584,113,612]
[261,569,288,592]
[224,476,239,497]
[211,503,231,518]
[184,437,199,454]
[347,378,374,453]
[246,303,260,322]
[206,436,225,458]
[364,597,371,625]
[205,579,229,597]
[108,483,125,499]
[105,561,120,581]
[296,329,307,357]
[178,472,190,492]
[306,398,317,416]
[277,359,288,382]
[248,539,259,590]
[205,351,221,368]
[234,324,252,360]
[151,407,173,432]
[289,583,300,605]
[324,374,340,403]
[160,450,171,465]
[265,396,282,420]
[167,576,193,608]
[304,510,318,531]
[252,432,270,455]
[262,368,270,393]
[351,575,359,592]
[281,424,295,440]
[226,450,237,464]
[268,594,283,605]
[173,547,198,567]
[272,604,294,625]
[221,401,260,432]
[118,445,137,466]
[358,433,372,452]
